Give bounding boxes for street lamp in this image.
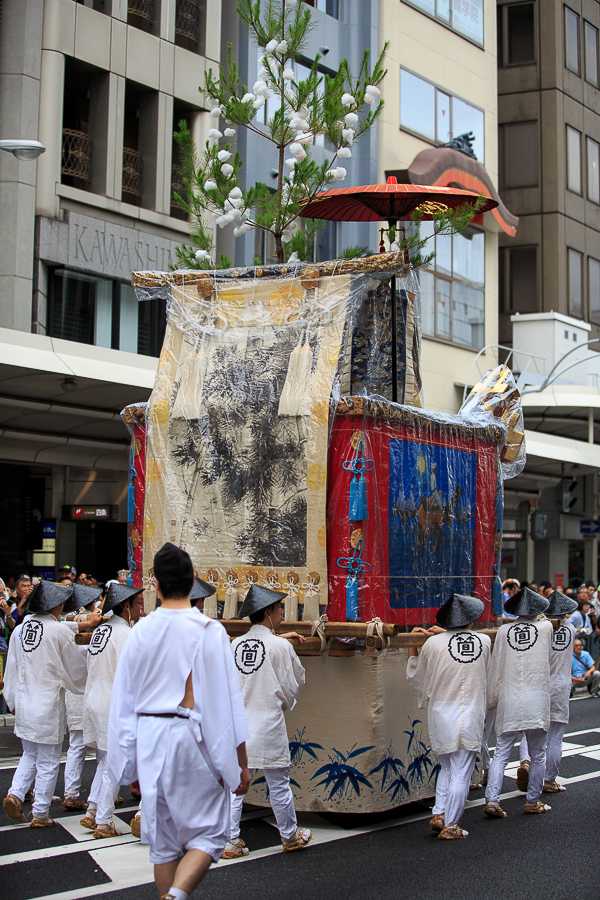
[0,140,46,160]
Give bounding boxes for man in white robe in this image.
[484,586,553,817]
[519,590,578,794]
[407,592,491,840]
[107,542,250,900]
[225,583,311,858]
[2,581,87,826]
[81,582,143,837]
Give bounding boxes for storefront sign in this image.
[62,505,118,521]
[502,531,525,541]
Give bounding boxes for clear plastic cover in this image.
[459,364,526,481]
[124,257,517,624]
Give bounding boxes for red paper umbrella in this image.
[300,177,498,405]
[299,176,498,225]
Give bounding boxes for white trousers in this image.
[230,767,297,842]
[485,728,547,805]
[64,729,87,799]
[432,749,477,827]
[520,721,566,782]
[482,711,528,769]
[87,747,121,824]
[481,710,495,772]
[9,740,62,819]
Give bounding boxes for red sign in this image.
[555,573,564,587]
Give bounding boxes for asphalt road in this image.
[1,697,599,900]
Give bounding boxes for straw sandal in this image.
[130,814,141,839]
[3,794,26,822]
[542,780,566,793]
[281,828,313,852]
[80,812,97,830]
[438,824,469,840]
[93,822,123,838]
[114,795,124,806]
[221,837,249,859]
[25,790,35,802]
[62,796,87,810]
[429,814,445,833]
[483,802,507,818]
[516,760,530,792]
[30,817,57,827]
[524,800,551,814]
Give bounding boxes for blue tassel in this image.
[127,482,136,523]
[360,476,369,521]
[346,576,358,621]
[343,439,374,522]
[349,476,363,521]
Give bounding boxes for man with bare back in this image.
[106,543,250,900]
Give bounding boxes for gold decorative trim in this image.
[131,253,410,288]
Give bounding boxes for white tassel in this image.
[278,343,313,416]
[204,592,218,619]
[171,347,209,419]
[284,587,299,621]
[223,585,239,619]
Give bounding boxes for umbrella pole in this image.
[389,217,398,404]
[391,274,398,403]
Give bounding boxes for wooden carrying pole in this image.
[220,620,399,638]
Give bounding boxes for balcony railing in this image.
[128,0,154,23]
[122,148,143,198]
[62,129,93,184]
[175,0,202,43]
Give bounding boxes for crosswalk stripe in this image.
[3,725,600,900]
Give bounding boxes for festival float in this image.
[118,0,526,813]
[121,239,525,814]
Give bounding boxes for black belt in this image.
[140,712,188,719]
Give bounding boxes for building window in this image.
[589,258,600,326]
[566,126,582,194]
[61,59,109,196]
[48,268,166,357]
[400,69,484,161]
[585,22,599,86]
[499,121,538,188]
[419,225,485,349]
[175,0,206,55]
[588,138,600,205]
[499,246,538,314]
[405,0,483,45]
[565,6,580,74]
[303,0,339,19]
[568,248,583,318]
[498,2,535,67]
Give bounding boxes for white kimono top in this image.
[106,607,248,793]
[487,616,553,735]
[64,622,87,731]
[83,615,132,751]
[3,614,87,744]
[549,621,577,725]
[231,624,305,768]
[406,628,491,755]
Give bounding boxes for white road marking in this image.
[4,725,600,900]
